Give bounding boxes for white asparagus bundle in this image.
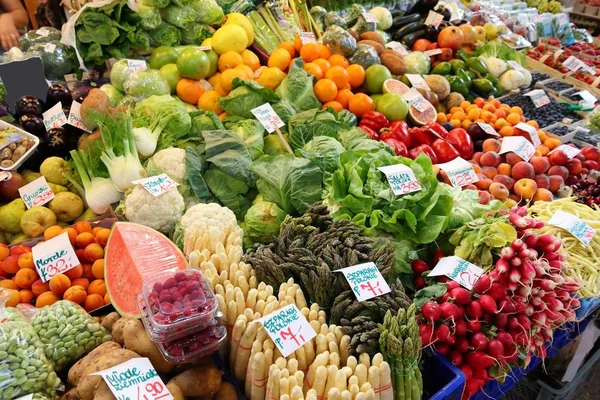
[265,358,305,400]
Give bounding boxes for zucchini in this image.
[392,21,425,41]
[390,14,422,31]
[391,10,404,18]
[400,29,426,47]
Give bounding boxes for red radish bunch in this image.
[412,249,444,289]
[418,206,580,399]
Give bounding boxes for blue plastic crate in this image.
[423,351,465,400]
[575,296,600,320]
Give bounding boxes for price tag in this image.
[515,122,541,147]
[405,74,430,90]
[549,144,580,159]
[524,89,551,108]
[429,256,484,290]
[199,79,213,91]
[0,172,12,182]
[403,88,428,112]
[32,232,79,282]
[362,13,378,24]
[14,396,33,400]
[299,32,317,44]
[507,60,525,71]
[476,122,500,137]
[36,28,49,37]
[575,90,597,104]
[42,102,68,130]
[437,157,479,188]
[44,43,56,53]
[425,10,444,27]
[499,136,535,161]
[251,103,285,133]
[548,210,596,246]
[385,41,408,56]
[68,101,91,133]
[378,164,422,195]
[336,262,391,301]
[261,304,316,357]
[0,131,22,151]
[564,56,585,72]
[424,49,442,56]
[94,358,173,400]
[132,174,179,197]
[18,176,55,209]
[196,46,212,51]
[127,59,147,73]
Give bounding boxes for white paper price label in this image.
[362,13,378,24]
[337,262,391,301]
[404,88,428,112]
[196,46,212,51]
[299,32,317,44]
[385,41,408,56]
[499,136,535,161]
[0,172,12,182]
[127,59,147,73]
[95,358,173,400]
[429,256,484,290]
[44,43,56,53]
[405,74,430,90]
[14,395,33,400]
[425,10,444,27]
[133,174,179,197]
[261,304,316,357]
[378,164,422,195]
[199,79,213,91]
[476,122,500,137]
[36,28,49,37]
[564,56,585,72]
[251,103,285,133]
[515,122,541,147]
[42,102,68,130]
[524,89,550,108]
[548,210,596,246]
[32,232,79,282]
[575,90,597,104]
[68,101,91,133]
[549,144,580,159]
[424,49,442,56]
[437,157,479,188]
[18,176,54,209]
[507,60,525,71]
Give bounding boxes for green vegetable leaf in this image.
[202,130,256,187]
[414,283,447,307]
[276,59,321,113]
[185,147,215,203]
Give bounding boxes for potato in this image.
[111,317,136,345]
[167,382,185,400]
[59,387,81,400]
[69,341,122,385]
[93,382,116,400]
[77,349,140,400]
[215,382,237,400]
[123,319,176,373]
[101,312,121,332]
[169,367,222,397]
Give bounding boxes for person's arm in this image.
[0,0,29,49]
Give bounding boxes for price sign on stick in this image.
[132,174,179,197]
[430,256,484,290]
[261,304,316,357]
[42,102,68,131]
[378,164,422,195]
[424,10,444,27]
[95,358,173,400]
[548,210,596,246]
[403,88,429,112]
[251,103,292,154]
[524,89,551,108]
[68,101,91,132]
[437,157,479,188]
[515,122,541,147]
[32,232,79,282]
[299,32,317,44]
[499,136,536,161]
[336,262,391,301]
[405,74,430,90]
[19,176,54,209]
[127,59,147,73]
[385,41,408,55]
[476,122,500,137]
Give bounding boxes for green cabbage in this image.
[138,4,162,31]
[162,5,197,29]
[124,69,170,101]
[202,130,256,187]
[99,84,125,107]
[180,24,213,45]
[226,119,265,160]
[191,0,225,25]
[276,59,321,113]
[135,95,192,149]
[140,0,170,8]
[204,167,252,219]
[296,136,345,173]
[287,108,356,150]
[244,196,286,244]
[109,59,131,92]
[149,23,182,47]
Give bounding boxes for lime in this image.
[159,63,181,94]
[149,46,178,70]
[177,48,211,80]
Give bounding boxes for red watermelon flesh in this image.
[105,222,187,318]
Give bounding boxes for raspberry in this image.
[163,278,176,289]
[159,292,173,303]
[174,272,187,282]
[155,313,168,324]
[160,303,173,313]
[152,282,163,293]
[172,291,183,301]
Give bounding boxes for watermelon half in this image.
[105,222,187,318]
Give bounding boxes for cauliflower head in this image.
[148,147,187,182]
[124,185,185,233]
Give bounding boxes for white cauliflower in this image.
[123,184,185,233]
[147,147,186,182]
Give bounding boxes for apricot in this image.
[94,228,111,247]
[65,265,83,280]
[17,252,34,269]
[533,188,553,203]
[84,294,105,312]
[88,279,107,297]
[104,292,111,305]
[64,228,78,245]
[0,244,9,261]
[76,232,95,249]
[49,274,71,296]
[36,292,60,307]
[92,259,104,279]
[84,243,104,263]
[63,285,87,304]
[82,264,95,280]
[10,245,31,257]
[32,279,51,296]
[19,289,35,304]
[4,289,20,307]
[489,182,509,200]
[73,221,92,234]
[497,163,512,176]
[0,279,17,290]
[44,225,64,241]
[92,227,103,236]
[512,162,535,180]
[2,255,20,275]
[14,268,38,289]
[72,278,90,290]
[514,178,538,200]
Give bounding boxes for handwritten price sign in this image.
[95,358,173,400]
[251,103,285,133]
[298,32,317,44]
[430,256,484,290]
[404,88,428,112]
[549,144,580,159]
[548,210,596,246]
[378,164,422,195]
[499,136,535,162]
[68,101,91,133]
[42,102,68,131]
[524,89,550,108]
[337,262,391,301]
[18,176,55,209]
[133,174,179,197]
[261,304,316,357]
[127,59,147,73]
[405,74,430,90]
[437,157,479,188]
[515,122,541,147]
[32,232,79,282]
[476,122,500,137]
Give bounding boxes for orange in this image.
[346,64,365,88]
[335,89,354,109]
[506,113,521,125]
[348,93,374,118]
[198,90,223,113]
[214,82,228,97]
[49,274,71,296]
[35,291,60,308]
[325,66,349,89]
[17,252,34,269]
[241,49,261,71]
[300,43,320,62]
[63,285,87,304]
[255,67,286,90]
[176,78,205,105]
[208,72,221,88]
[44,225,63,241]
[328,54,349,68]
[234,64,254,80]
[313,58,331,75]
[314,79,338,103]
[84,294,105,312]
[304,63,323,80]
[278,42,296,59]
[268,48,292,71]
[437,112,447,123]
[317,44,331,59]
[88,279,107,297]
[65,265,83,280]
[322,101,344,111]
[218,51,243,72]
[92,259,104,279]
[220,68,246,92]
[19,289,34,304]
[293,35,303,53]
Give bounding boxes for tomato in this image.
[432,139,460,163]
[412,39,432,52]
[438,27,464,51]
[446,128,474,160]
[176,48,211,80]
[149,46,179,70]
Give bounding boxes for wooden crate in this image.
[525,56,600,97]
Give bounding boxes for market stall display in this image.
[1,0,600,400]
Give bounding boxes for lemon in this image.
[201,38,212,48]
[255,67,286,90]
[223,13,254,46]
[212,25,248,55]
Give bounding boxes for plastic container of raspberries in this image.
[138,269,219,342]
[156,324,227,363]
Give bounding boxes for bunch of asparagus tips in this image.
[379,304,423,400]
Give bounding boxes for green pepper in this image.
[431,62,452,75]
[449,59,466,74]
[484,74,498,85]
[465,70,476,80]
[457,69,472,90]
[491,84,505,97]
[472,78,494,95]
[448,76,468,97]
[466,58,488,74]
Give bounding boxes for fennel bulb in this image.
[132,106,177,158]
[100,139,147,192]
[133,127,158,159]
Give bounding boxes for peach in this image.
[503,198,518,208]
[478,191,493,205]
[489,182,510,200]
[475,178,492,190]
[575,153,586,162]
[480,152,501,167]
[548,175,564,192]
[533,188,553,203]
[584,160,599,171]
[566,158,582,176]
[506,152,523,166]
[530,156,550,174]
[482,138,501,153]
[10,245,31,257]
[2,255,19,275]
[464,184,478,191]
[0,244,9,261]
[497,163,512,176]
[549,150,568,166]
[548,166,569,180]
[514,178,538,200]
[472,152,483,164]
[31,279,50,296]
[493,175,515,191]
[481,166,498,179]
[512,161,535,180]
[534,174,550,190]
[581,146,600,161]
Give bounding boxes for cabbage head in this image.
[191,0,225,25]
[244,196,286,244]
[99,84,125,107]
[124,69,170,101]
[109,59,131,92]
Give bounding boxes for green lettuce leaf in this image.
[202,130,256,187]
[296,136,345,173]
[204,167,252,219]
[288,108,355,150]
[276,59,321,112]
